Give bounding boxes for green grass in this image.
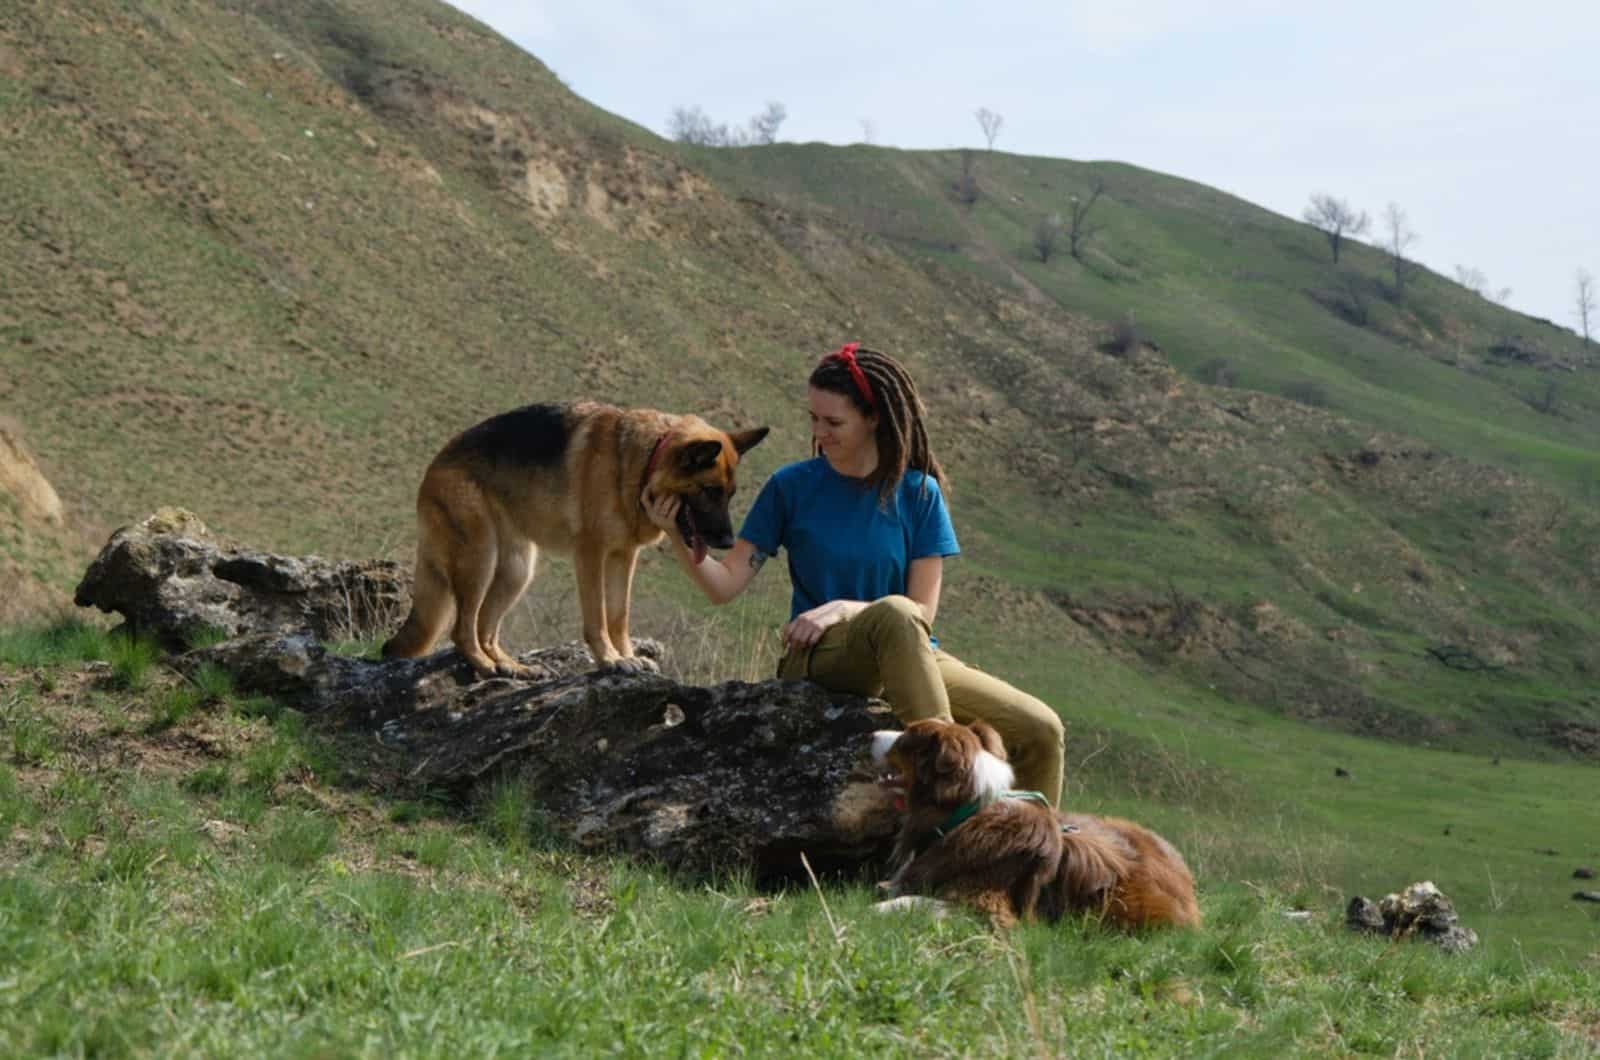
[0,618,112,668]
[1,655,1596,1058]
[326,633,387,660]
[107,633,158,691]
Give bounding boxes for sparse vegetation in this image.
[1281,380,1332,408]
[1031,212,1061,262]
[975,106,1003,150]
[1303,193,1370,265]
[669,101,788,146]
[1066,177,1106,260]
[1196,357,1237,386]
[1455,264,1512,305]
[1381,201,1422,300]
[1576,267,1595,345]
[1102,312,1145,356]
[1529,378,1562,416]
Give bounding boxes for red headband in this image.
[828,342,875,409]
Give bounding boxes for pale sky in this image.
[448,1,1598,331]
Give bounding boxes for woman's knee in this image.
[1015,702,1065,753]
[856,595,929,639]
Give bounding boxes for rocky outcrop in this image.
[1346,881,1479,953]
[74,508,411,648]
[75,511,902,883]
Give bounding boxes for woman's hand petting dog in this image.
[641,488,681,537]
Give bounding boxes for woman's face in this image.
[808,386,877,467]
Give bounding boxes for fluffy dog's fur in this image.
[382,401,766,676]
[871,719,1200,929]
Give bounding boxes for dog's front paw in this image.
[458,651,501,680]
[495,659,537,679]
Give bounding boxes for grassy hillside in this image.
[693,147,1600,488]
[2,0,1598,980]
[2,629,1597,1056]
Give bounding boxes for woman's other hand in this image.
[782,600,852,649]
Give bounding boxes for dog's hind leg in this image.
[446,519,501,678]
[602,547,655,673]
[478,540,537,677]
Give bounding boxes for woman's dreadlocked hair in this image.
[809,345,948,506]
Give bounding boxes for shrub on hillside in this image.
[1196,358,1237,386]
[1281,381,1331,408]
[1101,313,1145,357]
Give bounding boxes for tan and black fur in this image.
[382,401,767,676]
[872,719,1200,930]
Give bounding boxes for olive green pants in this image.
[779,595,1065,805]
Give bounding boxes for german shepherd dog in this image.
[870,719,1200,929]
[382,401,767,676]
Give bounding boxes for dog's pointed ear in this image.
[678,439,722,472]
[729,426,769,456]
[969,721,1007,762]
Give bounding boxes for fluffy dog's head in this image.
[650,419,768,563]
[871,719,1014,811]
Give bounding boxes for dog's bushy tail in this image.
[382,557,453,659]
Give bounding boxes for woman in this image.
[643,343,1065,804]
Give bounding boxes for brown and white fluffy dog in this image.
[870,719,1201,929]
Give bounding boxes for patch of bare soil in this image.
[0,415,87,622]
[0,415,65,527]
[1054,590,1252,658]
[371,70,714,239]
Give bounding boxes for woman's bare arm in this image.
[906,555,944,626]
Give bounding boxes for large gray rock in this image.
[203,631,898,882]
[74,508,410,648]
[78,511,902,883]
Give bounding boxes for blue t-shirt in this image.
[739,457,960,622]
